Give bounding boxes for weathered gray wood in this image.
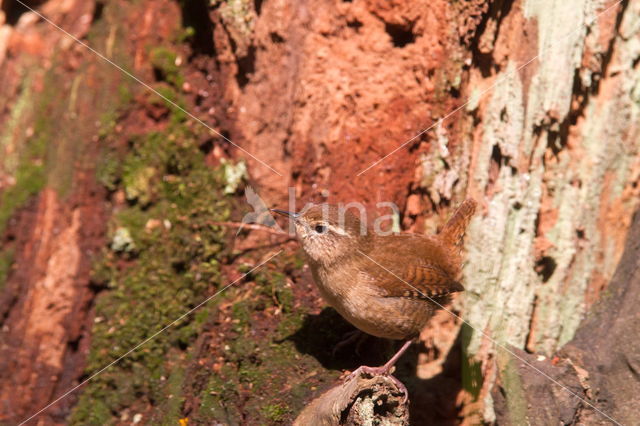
[493,209,640,425]
[294,373,409,426]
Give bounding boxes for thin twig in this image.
[209,221,292,237]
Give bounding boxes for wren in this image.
[272,199,476,395]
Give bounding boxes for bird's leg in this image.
[344,340,413,402]
[380,339,413,373]
[332,329,367,358]
[347,340,412,376]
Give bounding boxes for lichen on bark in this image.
[459,0,640,421]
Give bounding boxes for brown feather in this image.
[360,233,465,301]
[439,198,477,249]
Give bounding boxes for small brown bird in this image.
[272,199,476,395]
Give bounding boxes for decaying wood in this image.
[294,372,409,426]
[493,209,640,425]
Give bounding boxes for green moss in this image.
[150,85,188,124]
[231,301,252,331]
[69,397,112,425]
[149,46,184,88]
[95,149,122,191]
[0,75,53,233]
[197,365,242,424]
[0,248,14,291]
[0,123,46,234]
[153,366,187,425]
[55,4,336,422]
[256,270,294,313]
[0,2,140,235]
[262,403,291,422]
[461,323,483,400]
[81,246,324,425]
[275,309,306,338]
[184,259,341,424]
[497,353,529,424]
[70,99,230,423]
[0,75,34,175]
[175,26,195,43]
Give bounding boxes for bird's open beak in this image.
[270,209,299,220]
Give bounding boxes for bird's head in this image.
[272,204,367,266]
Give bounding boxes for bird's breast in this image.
[309,264,429,340]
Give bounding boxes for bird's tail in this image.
[440,198,477,248]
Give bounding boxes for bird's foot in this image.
[346,364,391,381]
[344,365,409,403]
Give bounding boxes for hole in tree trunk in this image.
[385,22,415,48]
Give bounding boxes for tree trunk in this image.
[0,0,638,424]
[492,209,640,425]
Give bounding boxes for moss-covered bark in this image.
[70,105,231,424]
[1,0,639,424]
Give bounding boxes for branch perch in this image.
[294,372,409,425]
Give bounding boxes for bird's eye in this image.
[314,224,327,234]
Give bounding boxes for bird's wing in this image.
[360,236,464,300]
[440,198,477,249]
